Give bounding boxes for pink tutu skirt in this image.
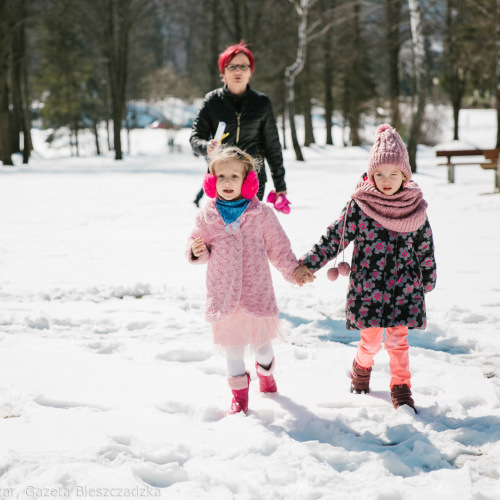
[211,308,285,355]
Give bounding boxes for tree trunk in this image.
[0,2,13,166]
[208,0,221,91]
[75,127,80,157]
[286,75,304,161]
[229,0,243,41]
[0,79,13,166]
[323,0,334,146]
[387,0,402,129]
[342,73,350,146]
[6,0,31,164]
[93,121,101,155]
[104,0,134,161]
[407,0,427,173]
[281,85,287,150]
[348,0,361,146]
[446,0,466,141]
[496,0,500,148]
[11,15,23,155]
[102,78,112,150]
[285,0,310,162]
[303,59,315,147]
[21,11,32,165]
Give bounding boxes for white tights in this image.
[226,342,274,377]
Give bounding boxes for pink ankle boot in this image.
[227,373,250,414]
[255,358,277,393]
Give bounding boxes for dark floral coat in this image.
[300,200,437,331]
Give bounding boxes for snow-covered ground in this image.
[0,109,499,499]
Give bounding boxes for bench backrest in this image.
[435,148,499,160]
[436,149,484,157]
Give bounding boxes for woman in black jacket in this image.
[190,43,287,205]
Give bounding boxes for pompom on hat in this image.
[368,124,412,183]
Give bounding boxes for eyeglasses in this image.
[225,64,250,72]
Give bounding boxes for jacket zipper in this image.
[236,113,241,144]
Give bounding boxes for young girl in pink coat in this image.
[186,146,298,415]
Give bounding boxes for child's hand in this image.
[293,264,315,287]
[207,140,218,155]
[191,237,206,258]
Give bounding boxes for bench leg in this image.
[447,163,455,183]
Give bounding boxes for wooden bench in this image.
[435,148,500,192]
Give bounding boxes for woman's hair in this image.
[218,42,255,75]
[208,146,261,176]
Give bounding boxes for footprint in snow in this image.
[86,341,122,354]
[35,395,109,412]
[156,350,211,362]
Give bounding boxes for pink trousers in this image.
[355,327,411,388]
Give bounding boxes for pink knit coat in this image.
[186,198,299,322]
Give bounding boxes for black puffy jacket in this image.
[190,85,287,193]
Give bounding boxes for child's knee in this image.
[255,342,274,366]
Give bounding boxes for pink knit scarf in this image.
[351,177,428,232]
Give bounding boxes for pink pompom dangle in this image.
[327,267,339,281]
[203,173,217,198]
[241,170,259,199]
[326,201,353,284]
[338,262,351,276]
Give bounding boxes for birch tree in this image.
[285,0,310,162]
[285,0,345,159]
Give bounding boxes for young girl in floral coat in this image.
[294,124,437,412]
[187,146,298,415]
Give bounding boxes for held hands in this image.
[293,264,316,287]
[191,237,206,259]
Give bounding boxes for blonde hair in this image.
[208,146,261,176]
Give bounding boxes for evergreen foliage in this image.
[1,0,499,164]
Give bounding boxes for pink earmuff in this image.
[203,173,217,198]
[241,170,259,199]
[203,170,259,199]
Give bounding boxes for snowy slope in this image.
[0,109,499,499]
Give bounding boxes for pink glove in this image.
[267,191,291,214]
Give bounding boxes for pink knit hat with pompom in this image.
[368,124,411,182]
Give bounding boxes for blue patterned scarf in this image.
[216,198,251,234]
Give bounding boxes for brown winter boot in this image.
[391,384,417,413]
[350,360,372,394]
